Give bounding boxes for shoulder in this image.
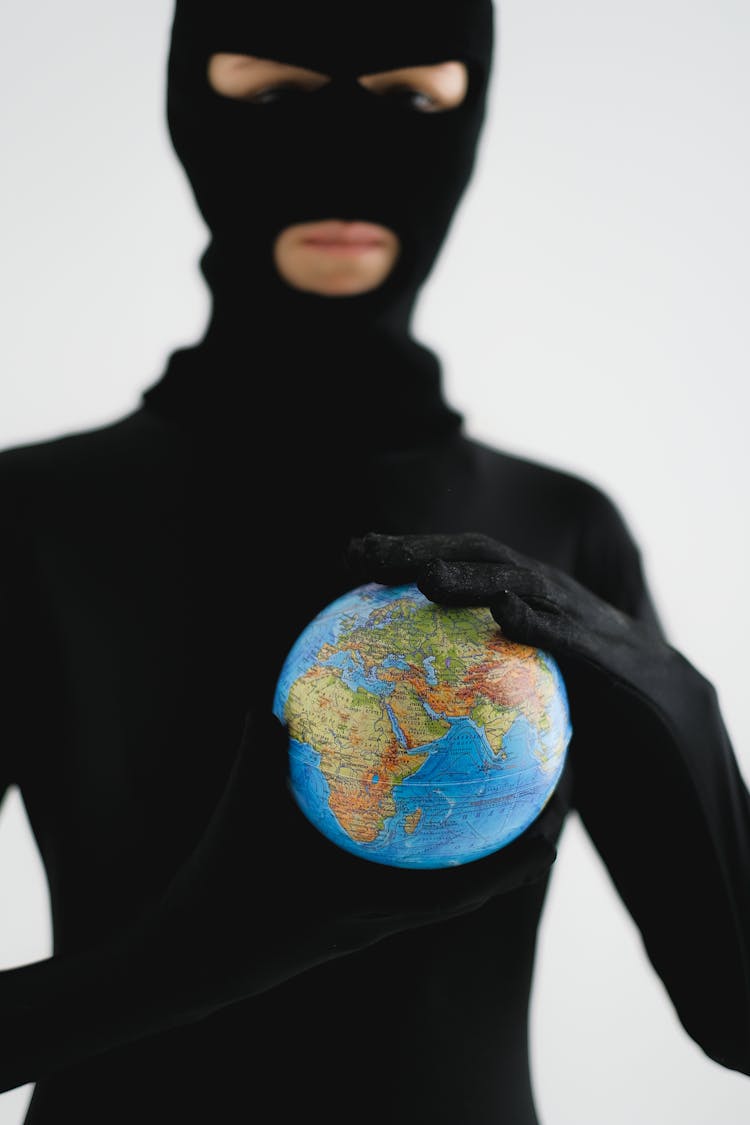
[0,406,161,479]
[0,407,182,522]
[463,435,652,611]
[467,435,637,542]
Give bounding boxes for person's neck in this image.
[140,249,463,455]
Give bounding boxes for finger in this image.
[418,559,552,606]
[378,829,557,920]
[346,532,523,584]
[239,709,290,787]
[453,832,558,901]
[424,846,557,922]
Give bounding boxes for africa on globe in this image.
[273,583,572,869]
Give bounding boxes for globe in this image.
[273,582,572,869]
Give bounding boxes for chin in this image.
[284,270,389,297]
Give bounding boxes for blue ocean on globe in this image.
[273,582,572,869]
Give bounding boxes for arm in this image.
[348,515,750,1076]
[0,622,17,807]
[0,472,27,804]
[567,490,750,1075]
[0,695,556,1093]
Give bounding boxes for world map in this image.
[273,583,572,868]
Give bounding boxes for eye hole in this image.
[358,62,468,114]
[207,55,467,113]
[207,54,331,104]
[242,83,444,113]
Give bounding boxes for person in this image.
[1,1,748,1122]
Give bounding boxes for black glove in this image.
[134,702,560,998]
[346,531,676,707]
[345,532,750,1080]
[0,701,558,1093]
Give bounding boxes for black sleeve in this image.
[0,466,26,804]
[570,484,750,1076]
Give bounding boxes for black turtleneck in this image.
[1,1,748,1121]
[141,307,463,452]
[1,355,749,1122]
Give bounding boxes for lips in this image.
[300,221,389,247]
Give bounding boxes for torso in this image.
[3,407,593,1124]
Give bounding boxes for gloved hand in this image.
[346,531,676,705]
[145,702,560,1004]
[0,700,559,1094]
[343,533,750,1082]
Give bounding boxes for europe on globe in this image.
[273,583,572,869]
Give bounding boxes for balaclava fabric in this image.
[141,0,495,451]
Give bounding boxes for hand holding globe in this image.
[108,552,575,1020]
[112,702,558,1022]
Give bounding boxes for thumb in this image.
[218,707,292,827]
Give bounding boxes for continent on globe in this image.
[273,583,572,869]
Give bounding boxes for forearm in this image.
[573,650,750,1074]
[617,643,750,925]
[0,899,340,1093]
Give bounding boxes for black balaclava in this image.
[141,0,496,450]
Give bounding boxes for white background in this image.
[1,1,749,1121]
